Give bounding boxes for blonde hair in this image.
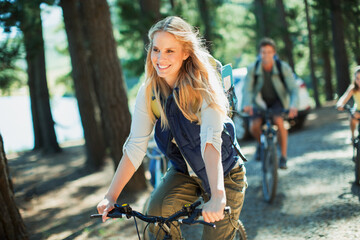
[144,16,228,128]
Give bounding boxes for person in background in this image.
[242,37,299,169]
[336,66,360,143]
[96,16,247,239]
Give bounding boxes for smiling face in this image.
[151,31,189,88]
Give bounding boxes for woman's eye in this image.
[153,48,159,52]
[167,50,174,53]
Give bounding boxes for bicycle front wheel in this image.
[234,220,247,240]
[355,140,360,185]
[261,139,278,203]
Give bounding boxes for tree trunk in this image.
[60,0,107,169]
[330,0,350,96]
[314,0,334,101]
[0,135,28,240]
[351,2,360,65]
[254,0,269,41]
[197,0,213,52]
[138,0,161,64]
[79,0,146,192]
[345,0,360,65]
[353,22,360,65]
[169,0,175,9]
[139,0,160,44]
[20,1,61,154]
[304,0,320,107]
[322,48,334,101]
[276,0,295,72]
[27,54,42,150]
[319,3,334,101]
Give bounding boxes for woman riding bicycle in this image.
[337,66,360,142]
[96,16,247,239]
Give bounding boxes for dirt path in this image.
[9,141,152,240]
[8,101,360,239]
[238,101,360,240]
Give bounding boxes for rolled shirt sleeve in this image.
[200,100,224,160]
[281,62,299,109]
[123,84,154,170]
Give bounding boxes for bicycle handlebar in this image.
[339,104,360,120]
[91,200,231,229]
[254,109,289,117]
[238,109,289,118]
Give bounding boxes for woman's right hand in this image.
[97,197,116,223]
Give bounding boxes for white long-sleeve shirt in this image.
[123,84,224,171]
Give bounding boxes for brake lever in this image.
[90,209,126,219]
[90,203,133,219]
[179,205,230,228]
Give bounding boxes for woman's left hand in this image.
[202,195,226,223]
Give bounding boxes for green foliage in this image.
[1,0,359,104]
[0,0,62,97]
[0,37,25,95]
[55,72,74,97]
[114,0,224,77]
[311,0,334,90]
[0,0,21,31]
[342,0,360,66]
[213,2,255,68]
[115,0,159,77]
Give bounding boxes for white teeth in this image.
[158,65,169,69]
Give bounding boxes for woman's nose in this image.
[158,52,167,61]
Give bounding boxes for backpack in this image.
[213,59,247,162]
[211,58,237,118]
[254,57,288,92]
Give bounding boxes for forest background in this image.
[0,0,359,239]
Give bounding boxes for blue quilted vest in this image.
[154,92,242,195]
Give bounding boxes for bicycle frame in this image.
[342,105,360,185]
[260,111,278,150]
[257,109,283,203]
[355,124,360,185]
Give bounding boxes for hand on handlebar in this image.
[97,197,116,223]
[243,106,253,116]
[337,105,345,111]
[288,107,298,119]
[202,196,226,223]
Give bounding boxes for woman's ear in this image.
[183,52,190,61]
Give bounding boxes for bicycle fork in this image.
[260,128,277,150]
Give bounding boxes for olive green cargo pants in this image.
[146,165,247,240]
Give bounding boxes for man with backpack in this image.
[242,37,299,169]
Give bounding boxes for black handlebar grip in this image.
[201,221,216,228]
[91,213,125,219]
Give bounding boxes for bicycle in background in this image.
[147,145,168,189]
[340,105,360,185]
[257,109,289,203]
[91,200,247,240]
